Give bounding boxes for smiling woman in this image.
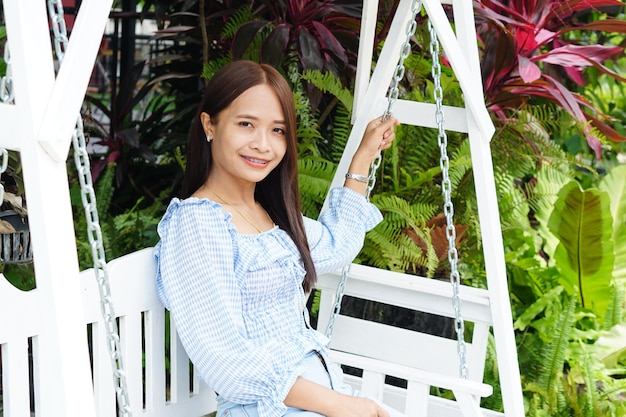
[154,60,399,417]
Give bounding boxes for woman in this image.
[155,60,399,417]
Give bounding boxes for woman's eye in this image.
[274,127,286,135]
[239,121,252,127]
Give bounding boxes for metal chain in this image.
[47,0,133,414]
[1,42,15,104]
[325,264,350,339]
[428,20,468,380]
[48,0,69,61]
[0,148,8,204]
[366,0,422,201]
[326,0,422,340]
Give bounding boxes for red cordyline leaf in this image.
[474,2,520,27]
[286,0,306,17]
[518,55,542,82]
[311,21,348,65]
[586,113,626,143]
[566,19,626,34]
[478,0,531,23]
[563,66,585,86]
[507,76,603,158]
[516,26,539,54]
[535,28,556,45]
[534,45,626,83]
[552,0,624,18]
[535,45,623,68]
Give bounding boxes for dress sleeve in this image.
[304,187,382,275]
[154,200,302,417]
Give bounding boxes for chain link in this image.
[1,42,15,104]
[48,0,69,61]
[46,0,133,414]
[0,148,8,204]
[429,20,468,380]
[324,264,350,339]
[327,0,422,340]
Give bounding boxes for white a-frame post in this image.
[1,0,113,416]
[327,0,525,415]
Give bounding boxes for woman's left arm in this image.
[303,187,380,275]
[343,116,399,196]
[304,116,398,274]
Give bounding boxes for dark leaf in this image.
[144,72,197,88]
[232,20,269,60]
[117,61,146,118]
[84,95,113,120]
[153,25,197,35]
[117,128,140,148]
[298,27,324,71]
[261,24,291,67]
[137,144,157,164]
[311,21,348,66]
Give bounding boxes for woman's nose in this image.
[252,131,270,151]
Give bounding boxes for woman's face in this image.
[202,84,288,187]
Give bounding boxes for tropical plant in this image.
[474,0,626,159]
[495,160,626,416]
[231,0,362,104]
[70,163,164,269]
[297,63,478,278]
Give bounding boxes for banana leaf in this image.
[548,181,614,317]
[599,165,626,282]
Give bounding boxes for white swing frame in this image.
[0,0,524,416]
[321,1,524,416]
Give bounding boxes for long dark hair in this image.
[181,60,317,292]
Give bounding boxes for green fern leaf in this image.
[301,70,353,113]
[538,296,576,411]
[298,158,334,218]
[221,6,253,40]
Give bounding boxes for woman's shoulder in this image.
[165,196,225,215]
[158,197,234,235]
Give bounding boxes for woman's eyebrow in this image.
[235,114,286,124]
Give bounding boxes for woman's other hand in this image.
[344,116,399,195]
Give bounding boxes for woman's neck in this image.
[196,179,256,206]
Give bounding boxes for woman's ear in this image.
[200,112,214,138]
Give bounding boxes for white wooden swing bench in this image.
[0,246,498,417]
[83,249,501,417]
[0,0,526,416]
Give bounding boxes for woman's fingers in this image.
[373,116,398,149]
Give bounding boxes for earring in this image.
[206,134,212,143]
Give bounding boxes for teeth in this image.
[245,157,268,164]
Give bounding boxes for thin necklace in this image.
[208,188,273,233]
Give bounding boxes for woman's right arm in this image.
[285,378,390,417]
[155,201,305,416]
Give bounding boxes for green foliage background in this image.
[1,1,625,415]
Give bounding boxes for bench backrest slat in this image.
[317,263,494,383]
[80,248,216,417]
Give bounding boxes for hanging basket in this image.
[0,210,33,264]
